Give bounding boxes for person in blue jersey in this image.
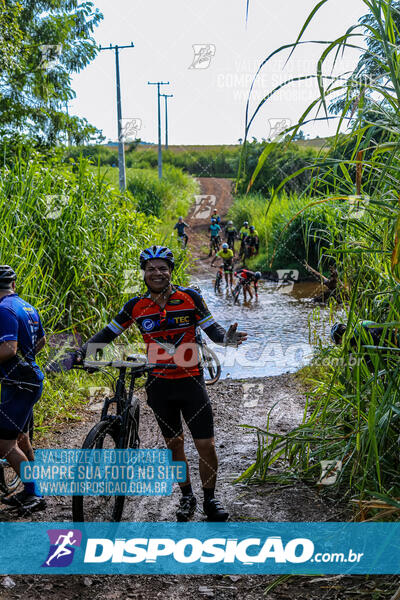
[173,216,190,248]
[0,266,46,514]
[208,218,222,257]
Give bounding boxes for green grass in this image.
[0,148,195,431]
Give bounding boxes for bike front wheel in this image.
[72,419,126,522]
[201,344,222,385]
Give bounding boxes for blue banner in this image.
[0,522,399,574]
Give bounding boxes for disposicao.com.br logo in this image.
[42,529,82,568]
[83,536,363,566]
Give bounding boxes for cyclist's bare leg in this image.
[229,272,233,287]
[17,432,34,462]
[164,434,191,487]
[193,437,218,489]
[224,272,229,287]
[0,439,28,477]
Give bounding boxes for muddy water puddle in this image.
[190,277,331,379]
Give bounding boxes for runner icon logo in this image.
[42,529,82,568]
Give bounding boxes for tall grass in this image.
[0,148,193,433]
[239,0,400,510]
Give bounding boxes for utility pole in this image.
[100,42,134,191]
[148,81,170,179]
[160,93,173,150]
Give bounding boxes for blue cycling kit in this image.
[0,294,45,382]
[209,224,221,238]
[0,294,45,439]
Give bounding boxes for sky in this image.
[69,0,367,145]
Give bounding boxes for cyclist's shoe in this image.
[2,490,47,513]
[176,494,197,522]
[203,498,229,522]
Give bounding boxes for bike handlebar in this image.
[78,359,178,373]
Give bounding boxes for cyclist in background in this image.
[211,208,221,225]
[244,226,259,256]
[239,221,250,259]
[173,217,190,248]
[211,243,234,289]
[75,246,247,522]
[234,268,261,301]
[331,320,400,371]
[224,221,237,254]
[0,266,46,514]
[208,218,222,257]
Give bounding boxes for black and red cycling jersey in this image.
[91,286,224,380]
[234,268,258,284]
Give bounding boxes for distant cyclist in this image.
[331,320,400,371]
[244,226,259,258]
[173,217,190,248]
[208,218,222,257]
[211,243,234,288]
[239,221,250,259]
[234,268,261,301]
[211,208,221,225]
[224,221,237,253]
[0,266,46,514]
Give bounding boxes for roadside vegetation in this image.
[0,147,196,434]
[238,0,400,517]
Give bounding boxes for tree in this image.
[0,1,104,145]
[329,1,400,115]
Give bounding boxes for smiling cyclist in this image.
[75,246,247,522]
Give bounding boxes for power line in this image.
[99,42,134,191]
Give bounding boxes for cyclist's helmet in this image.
[243,221,249,226]
[330,323,347,344]
[0,265,16,289]
[211,218,216,224]
[255,271,261,280]
[213,208,218,213]
[228,220,233,225]
[140,246,175,271]
[222,243,229,250]
[178,216,183,220]
[249,225,255,232]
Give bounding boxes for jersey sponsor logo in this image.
[142,319,155,332]
[167,299,184,306]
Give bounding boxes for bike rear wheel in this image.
[201,344,222,385]
[72,419,126,522]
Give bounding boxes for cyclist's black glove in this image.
[45,350,82,374]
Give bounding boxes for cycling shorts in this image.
[223,263,233,273]
[0,382,43,439]
[145,374,214,439]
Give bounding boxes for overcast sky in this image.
[69,0,366,145]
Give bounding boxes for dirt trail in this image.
[186,177,235,276]
[1,178,395,599]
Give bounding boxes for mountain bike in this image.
[214,266,223,293]
[71,356,175,522]
[232,277,246,303]
[210,235,221,256]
